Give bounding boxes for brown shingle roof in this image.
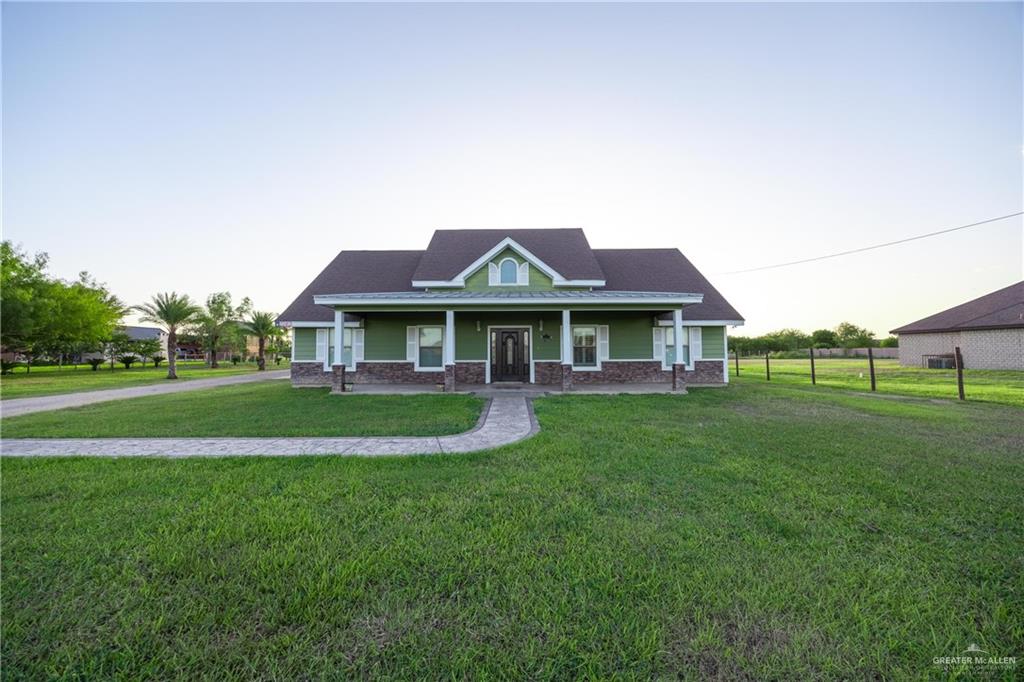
[890,281,1024,334]
[595,249,743,322]
[411,228,605,282]
[277,250,423,323]
[278,232,743,325]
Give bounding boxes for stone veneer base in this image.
[292,359,726,387]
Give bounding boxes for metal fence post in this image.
[735,349,740,376]
[868,347,876,392]
[809,347,816,385]
[765,352,771,381]
[954,346,965,400]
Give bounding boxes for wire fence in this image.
[732,348,1024,408]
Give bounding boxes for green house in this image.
[278,229,743,391]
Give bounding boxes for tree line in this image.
[1,242,288,378]
[730,322,898,356]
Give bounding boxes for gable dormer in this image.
[411,231,607,290]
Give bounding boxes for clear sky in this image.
[3,2,1021,336]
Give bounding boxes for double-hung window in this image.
[655,326,689,368]
[418,326,444,369]
[573,326,597,368]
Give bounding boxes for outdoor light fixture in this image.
[476,320,481,332]
[538,319,544,331]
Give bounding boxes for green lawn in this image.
[0,382,484,438]
[2,382,1021,678]
[0,360,291,401]
[734,356,1024,407]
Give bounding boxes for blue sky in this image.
[3,2,1021,335]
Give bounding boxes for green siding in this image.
[571,311,657,360]
[701,326,725,359]
[293,328,319,361]
[454,312,562,361]
[364,312,443,361]
[462,247,556,291]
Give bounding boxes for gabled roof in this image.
[411,228,605,283]
[277,250,422,323]
[890,281,1024,334]
[278,230,743,325]
[596,249,743,322]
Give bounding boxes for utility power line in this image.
[718,211,1023,275]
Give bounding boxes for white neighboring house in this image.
[890,281,1024,370]
[122,325,170,360]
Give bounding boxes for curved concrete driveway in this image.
[2,369,290,418]
[0,396,537,457]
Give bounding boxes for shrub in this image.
[117,355,137,370]
[0,360,19,375]
[152,355,164,368]
[86,358,105,371]
[230,355,241,365]
[771,350,809,359]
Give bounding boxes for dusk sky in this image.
[3,2,1021,336]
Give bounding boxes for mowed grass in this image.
[735,356,1024,407]
[0,382,484,438]
[0,361,291,401]
[2,383,1022,679]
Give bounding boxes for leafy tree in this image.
[134,293,201,379]
[243,311,277,371]
[879,335,899,348]
[0,242,49,357]
[811,329,839,348]
[190,293,251,368]
[105,330,135,370]
[835,322,876,349]
[134,338,162,367]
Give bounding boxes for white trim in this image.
[654,326,690,370]
[333,309,344,367]
[571,324,601,371]
[313,296,703,307]
[561,311,571,364]
[689,327,703,362]
[494,257,526,286]
[410,237,607,288]
[655,319,742,327]
[282,320,362,328]
[723,328,730,384]
[672,309,683,369]
[444,310,455,365]
[290,329,296,363]
[411,325,445,372]
[484,325,535,384]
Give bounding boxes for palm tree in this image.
[133,292,200,379]
[244,311,277,371]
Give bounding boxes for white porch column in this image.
[561,309,572,363]
[445,310,455,366]
[333,309,344,366]
[673,308,684,365]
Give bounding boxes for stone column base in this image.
[672,363,687,393]
[444,364,456,392]
[561,364,573,392]
[331,364,347,394]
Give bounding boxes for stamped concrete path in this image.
[2,369,290,418]
[0,396,537,457]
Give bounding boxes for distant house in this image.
[890,281,1023,369]
[122,326,169,360]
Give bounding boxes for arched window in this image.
[499,258,518,284]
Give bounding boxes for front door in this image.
[491,328,529,382]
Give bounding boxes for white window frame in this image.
[408,325,445,372]
[488,257,529,287]
[653,327,689,369]
[320,328,363,371]
[571,324,602,370]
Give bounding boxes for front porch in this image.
[289,306,729,393]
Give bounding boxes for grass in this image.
[2,382,1022,678]
[0,382,484,438]
[734,356,1024,407]
[0,360,291,401]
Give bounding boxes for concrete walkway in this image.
[0,396,536,458]
[1,370,290,418]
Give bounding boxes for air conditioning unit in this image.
[926,356,956,369]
